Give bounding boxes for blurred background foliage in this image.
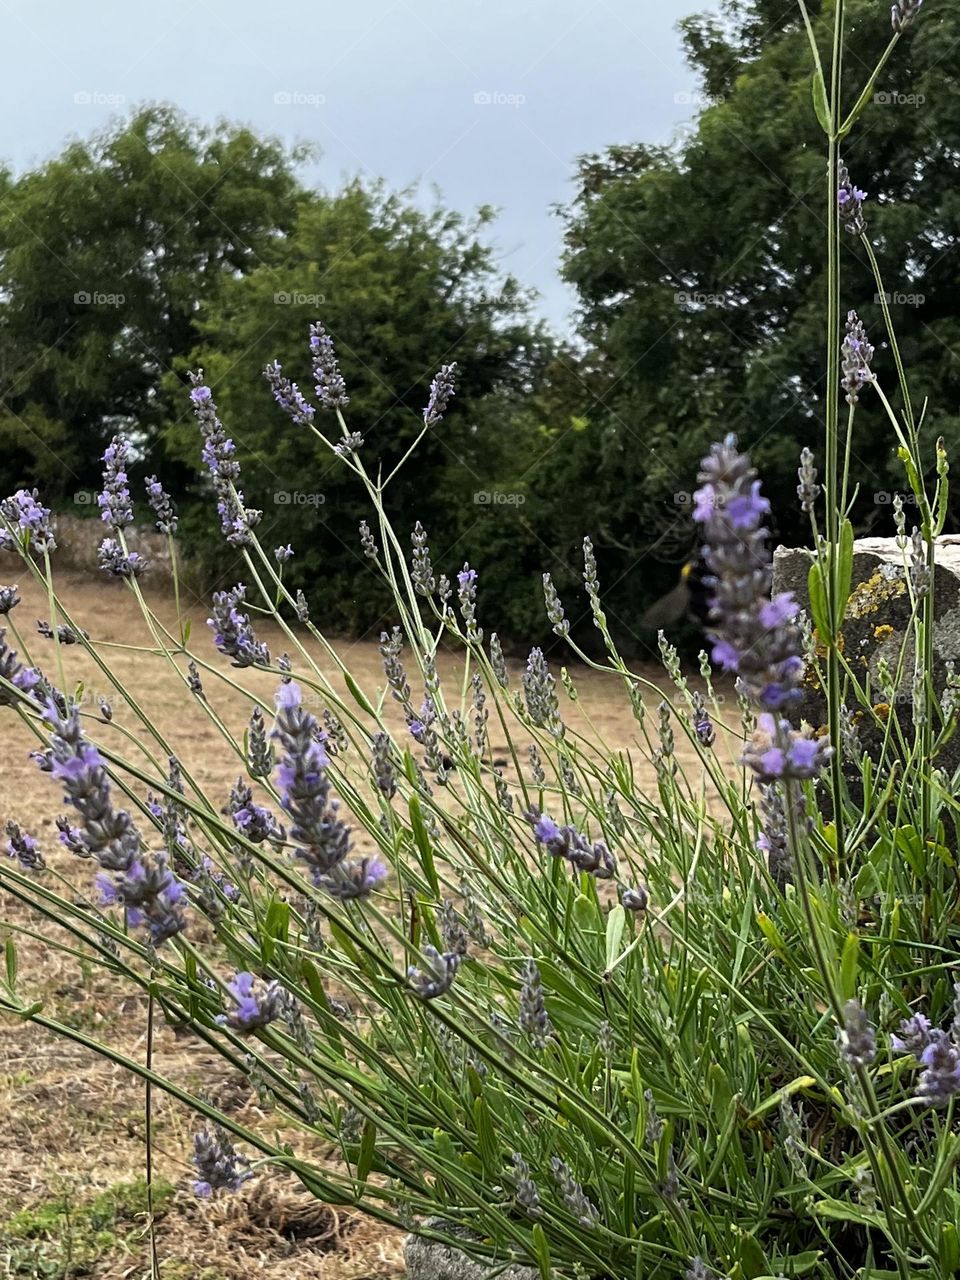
[1,0,957,653]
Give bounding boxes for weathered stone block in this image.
[404,1219,539,1280]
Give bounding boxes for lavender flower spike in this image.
[188,372,261,546]
[841,311,875,405]
[0,489,57,554]
[144,476,178,534]
[97,435,134,530]
[837,161,867,236]
[207,584,270,668]
[309,322,349,409]
[423,362,458,428]
[219,971,284,1033]
[891,0,923,32]
[4,821,44,872]
[263,359,317,426]
[192,1125,252,1197]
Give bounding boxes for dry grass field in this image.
[0,569,735,1279]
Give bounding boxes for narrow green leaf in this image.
[531,1223,551,1280]
[408,794,439,896]
[839,933,860,1002]
[736,1229,769,1279]
[808,560,830,639]
[836,519,855,623]
[811,72,831,134]
[604,904,626,970]
[344,671,376,716]
[4,936,16,990]
[357,1118,377,1182]
[939,1222,960,1275]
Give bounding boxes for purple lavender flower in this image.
[4,821,44,872]
[841,311,875,405]
[227,777,285,845]
[0,627,40,706]
[219,971,283,1032]
[519,957,553,1048]
[527,809,616,879]
[97,435,133,530]
[98,539,147,579]
[407,945,461,999]
[37,620,87,645]
[692,691,714,747]
[0,489,57,553]
[207,585,270,668]
[918,1031,960,1107]
[840,999,876,1068]
[192,1125,251,1197]
[144,476,178,534]
[837,161,867,236]
[742,714,832,783]
[103,854,187,943]
[263,359,317,426]
[317,855,389,901]
[188,372,261,546]
[0,586,20,614]
[309,323,349,409]
[272,681,351,881]
[458,563,481,639]
[56,816,88,856]
[423,363,457,428]
[622,885,649,912]
[334,431,364,457]
[891,0,923,32]
[522,648,561,733]
[891,1012,933,1057]
[274,544,294,564]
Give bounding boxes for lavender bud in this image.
[519,957,553,1048]
[459,880,491,948]
[837,161,868,236]
[457,564,481,640]
[309,322,349,409]
[263,359,316,426]
[207,585,269,668]
[891,0,923,32]
[411,522,435,596]
[98,538,147,579]
[691,690,715,747]
[1,489,57,554]
[489,633,509,688]
[549,1158,598,1229]
[96,435,134,530]
[841,311,875,405]
[192,1125,251,1197]
[274,543,294,564]
[891,1012,933,1057]
[685,1260,720,1280]
[542,573,569,637]
[37,619,87,645]
[528,743,546,786]
[439,901,469,958]
[372,732,397,798]
[407,945,461,999]
[511,1153,542,1217]
[380,628,412,710]
[757,783,791,888]
[218,971,283,1033]
[522,648,561,734]
[840,999,876,1068]
[4,821,44,872]
[187,660,205,700]
[622,885,648,913]
[0,586,20,614]
[334,431,364,457]
[644,1089,663,1144]
[247,707,274,778]
[144,476,178,534]
[582,536,605,630]
[797,447,820,514]
[909,528,930,598]
[423,363,457,428]
[359,519,378,559]
[918,1031,960,1107]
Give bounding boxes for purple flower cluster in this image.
[0,489,57,554]
[227,777,285,844]
[837,161,867,236]
[207,585,270,668]
[891,1009,960,1107]
[144,476,178,534]
[97,435,133,530]
[263,359,317,426]
[188,374,262,546]
[423,362,457,428]
[0,585,20,614]
[272,682,363,894]
[4,821,44,872]
[98,539,147,579]
[693,437,832,784]
[841,311,875,405]
[39,701,187,943]
[0,627,40,705]
[528,810,616,879]
[218,971,284,1032]
[407,945,461,999]
[192,1125,251,1197]
[309,322,349,409]
[37,620,87,645]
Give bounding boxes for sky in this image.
[0,0,720,330]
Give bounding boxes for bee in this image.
[641,552,713,630]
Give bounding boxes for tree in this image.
[163,180,552,633]
[560,0,960,644]
[0,107,305,496]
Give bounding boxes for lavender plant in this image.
[2,7,957,1279]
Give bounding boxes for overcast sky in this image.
[0,0,719,329]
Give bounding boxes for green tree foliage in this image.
[0,107,305,495]
[165,180,552,633]
[560,0,960,640]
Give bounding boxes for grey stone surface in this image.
[404,1219,540,1280]
[772,536,960,782]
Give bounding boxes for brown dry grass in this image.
[0,571,733,1278]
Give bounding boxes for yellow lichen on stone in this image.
[873,624,894,642]
[846,570,907,620]
[873,702,891,721]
